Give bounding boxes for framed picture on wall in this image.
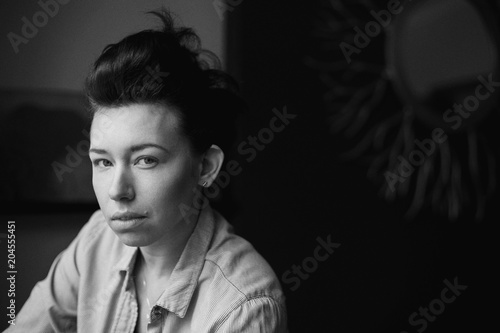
[0,89,97,211]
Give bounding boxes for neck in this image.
[137,208,200,279]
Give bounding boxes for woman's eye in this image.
[135,157,158,167]
[93,159,112,167]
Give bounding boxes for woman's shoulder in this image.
[70,210,119,256]
[203,210,284,302]
[78,210,107,241]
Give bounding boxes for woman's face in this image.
[89,103,201,247]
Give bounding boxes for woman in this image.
[7,10,287,333]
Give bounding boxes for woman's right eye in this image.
[93,159,113,167]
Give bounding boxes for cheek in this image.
[150,173,192,201]
[92,173,109,203]
[148,164,197,205]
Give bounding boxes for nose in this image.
[108,166,135,201]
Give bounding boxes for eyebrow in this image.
[89,143,170,154]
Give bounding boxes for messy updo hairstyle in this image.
[85,9,245,155]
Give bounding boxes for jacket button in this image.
[151,306,162,320]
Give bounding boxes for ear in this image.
[198,144,224,187]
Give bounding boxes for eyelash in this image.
[135,156,158,167]
[93,159,112,168]
[92,157,159,168]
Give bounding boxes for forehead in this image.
[90,103,184,147]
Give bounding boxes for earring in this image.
[202,181,208,187]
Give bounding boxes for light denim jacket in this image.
[5,205,287,332]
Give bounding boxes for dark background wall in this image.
[223,0,498,332]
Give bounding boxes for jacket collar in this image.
[111,204,215,318]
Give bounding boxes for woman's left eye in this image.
[135,157,158,167]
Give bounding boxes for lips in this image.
[111,211,147,221]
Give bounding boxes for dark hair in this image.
[85,9,244,154]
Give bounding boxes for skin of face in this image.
[89,103,203,249]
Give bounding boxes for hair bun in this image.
[85,8,246,154]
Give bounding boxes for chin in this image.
[114,233,153,248]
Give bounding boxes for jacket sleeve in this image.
[4,213,101,333]
[216,296,288,333]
